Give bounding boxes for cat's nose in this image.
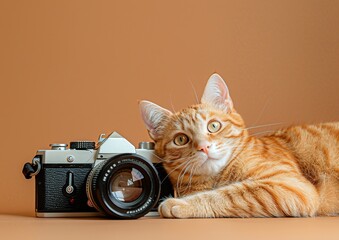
[197,142,211,154]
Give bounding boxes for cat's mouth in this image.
[199,152,219,161]
[197,152,220,162]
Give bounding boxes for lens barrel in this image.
[86,154,161,219]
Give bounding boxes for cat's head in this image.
[139,73,247,179]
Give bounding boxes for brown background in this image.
[0,0,339,221]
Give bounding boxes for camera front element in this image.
[109,169,143,203]
[86,153,161,219]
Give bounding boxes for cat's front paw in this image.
[158,198,194,218]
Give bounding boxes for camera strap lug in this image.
[22,157,41,179]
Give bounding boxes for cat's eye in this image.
[207,120,222,133]
[173,134,189,146]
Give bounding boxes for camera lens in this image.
[109,169,143,203]
[86,154,160,219]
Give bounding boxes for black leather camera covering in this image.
[36,164,96,212]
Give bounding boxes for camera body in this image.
[27,132,173,219]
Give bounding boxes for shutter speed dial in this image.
[70,141,95,150]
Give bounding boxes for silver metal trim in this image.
[145,211,160,217]
[36,211,159,218]
[29,157,41,177]
[138,142,155,150]
[36,212,103,218]
[50,143,68,150]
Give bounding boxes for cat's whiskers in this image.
[150,153,167,162]
[244,122,284,131]
[188,79,199,104]
[176,159,194,196]
[181,162,199,195]
[169,94,183,124]
[223,143,262,150]
[249,130,276,137]
[150,152,188,163]
[169,93,177,113]
[160,157,192,184]
[252,97,270,126]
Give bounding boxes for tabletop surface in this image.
[0,213,338,240]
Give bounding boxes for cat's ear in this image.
[139,100,172,141]
[201,73,234,112]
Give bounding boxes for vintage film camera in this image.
[22,132,173,219]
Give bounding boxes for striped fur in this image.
[139,74,339,218]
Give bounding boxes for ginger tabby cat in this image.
[139,73,339,218]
